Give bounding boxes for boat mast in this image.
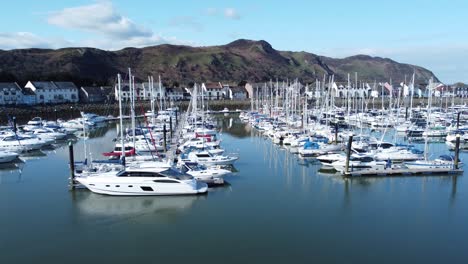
[117,73,125,167]
[159,75,163,112]
[129,68,136,150]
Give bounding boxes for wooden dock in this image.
[343,167,464,177]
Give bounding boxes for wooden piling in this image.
[163,124,167,151]
[68,142,75,190]
[334,123,338,144]
[12,117,17,133]
[170,116,173,139]
[455,134,460,169]
[344,135,353,176]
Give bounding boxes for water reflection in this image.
[0,163,24,183]
[72,191,206,218]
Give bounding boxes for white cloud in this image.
[0,32,70,49]
[27,0,192,50]
[47,1,151,39]
[224,8,240,20]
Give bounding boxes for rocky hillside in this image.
[0,39,438,86]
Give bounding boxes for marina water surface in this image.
[1,115,467,264]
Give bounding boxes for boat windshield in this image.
[160,168,193,180]
[185,163,205,171]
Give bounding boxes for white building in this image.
[25,81,79,104]
[165,87,186,101]
[201,82,227,100]
[115,82,166,101]
[228,86,248,100]
[0,82,23,105]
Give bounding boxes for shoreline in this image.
[1,97,467,125]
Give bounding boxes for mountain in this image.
[0,39,438,86]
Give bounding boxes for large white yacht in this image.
[76,167,208,196]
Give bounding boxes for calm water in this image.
[1,115,467,264]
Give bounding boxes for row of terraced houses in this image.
[0,81,250,106]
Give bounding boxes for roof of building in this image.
[230,86,247,93]
[204,82,223,89]
[30,81,57,89]
[0,82,21,90]
[81,86,104,96]
[100,86,114,95]
[54,82,78,90]
[166,87,186,93]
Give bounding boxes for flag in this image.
[403,84,409,97]
[384,82,393,97]
[332,82,338,97]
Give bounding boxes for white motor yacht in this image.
[331,156,387,173]
[31,127,67,140]
[179,162,230,185]
[404,155,461,170]
[0,134,47,152]
[183,151,238,166]
[0,150,19,163]
[76,167,208,196]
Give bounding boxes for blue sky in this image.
[0,0,467,83]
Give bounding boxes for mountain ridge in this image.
[0,39,438,86]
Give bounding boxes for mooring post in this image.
[457,112,461,130]
[12,117,17,133]
[175,109,178,125]
[169,116,173,139]
[68,142,75,190]
[405,107,408,121]
[344,135,353,176]
[455,134,460,169]
[163,124,167,151]
[334,123,338,145]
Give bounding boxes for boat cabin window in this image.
[115,146,134,151]
[117,171,164,177]
[153,179,179,183]
[196,154,211,158]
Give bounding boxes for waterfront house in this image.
[0,82,23,105]
[80,86,107,103]
[25,81,79,104]
[21,87,37,105]
[165,87,186,101]
[115,82,166,101]
[228,86,248,100]
[202,82,227,100]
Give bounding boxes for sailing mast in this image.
[117,73,125,167]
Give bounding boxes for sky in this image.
[0,0,467,83]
